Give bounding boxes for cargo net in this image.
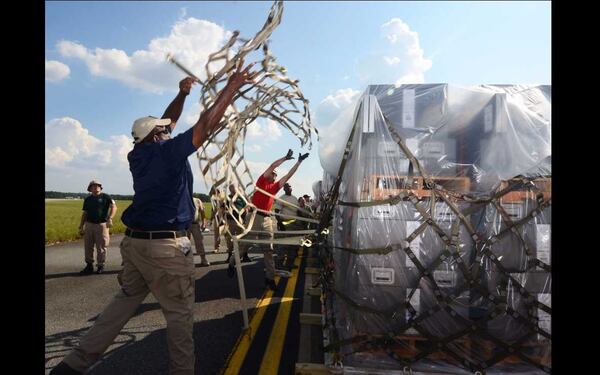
[168,0,318,243]
[315,88,551,374]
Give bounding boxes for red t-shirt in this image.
[253,175,282,211]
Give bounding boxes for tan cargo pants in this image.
[188,223,206,256]
[232,214,275,279]
[64,234,196,375]
[84,222,109,266]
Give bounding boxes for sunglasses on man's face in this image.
[157,126,171,135]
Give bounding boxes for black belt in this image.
[125,228,188,240]
[257,211,272,217]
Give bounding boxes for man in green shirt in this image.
[224,183,249,263]
[78,180,117,275]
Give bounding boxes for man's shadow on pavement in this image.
[46,311,249,375]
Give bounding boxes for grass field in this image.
[45,199,212,245]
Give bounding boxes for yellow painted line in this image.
[258,247,304,375]
[256,296,295,307]
[221,275,280,375]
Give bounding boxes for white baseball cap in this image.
[87,180,102,191]
[131,116,172,144]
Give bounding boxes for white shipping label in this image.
[536,224,551,265]
[377,141,401,157]
[402,89,416,128]
[484,105,493,132]
[374,205,393,219]
[500,202,523,220]
[371,267,394,285]
[406,221,422,266]
[434,202,457,222]
[423,141,445,158]
[434,270,456,288]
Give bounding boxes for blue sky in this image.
[45,1,550,196]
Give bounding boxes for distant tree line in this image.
[45,191,210,202]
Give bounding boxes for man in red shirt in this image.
[228,149,309,290]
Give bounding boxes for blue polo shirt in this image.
[121,127,197,231]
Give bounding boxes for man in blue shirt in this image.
[51,61,257,375]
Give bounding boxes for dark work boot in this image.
[79,263,94,275]
[96,265,104,274]
[265,278,278,291]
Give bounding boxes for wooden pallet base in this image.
[480,339,551,368]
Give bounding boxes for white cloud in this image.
[245,118,283,141]
[45,117,134,193]
[183,105,203,125]
[356,18,432,86]
[244,160,272,184]
[45,60,71,82]
[383,56,402,65]
[179,7,188,19]
[57,17,232,93]
[247,144,262,152]
[45,146,72,166]
[246,120,263,137]
[320,88,360,109]
[313,88,361,129]
[265,119,282,141]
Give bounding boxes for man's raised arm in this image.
[277,152,309,186]
[162,77,195,133]
[191,61,258,148]
[262,149,294,179]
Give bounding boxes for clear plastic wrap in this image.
[320,84,551,374]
